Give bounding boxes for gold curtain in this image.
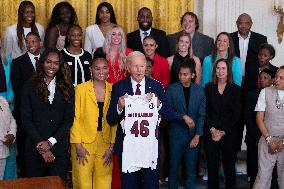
[0,0,193,38]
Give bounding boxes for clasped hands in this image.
[36,140,55,163]
[210,127,225,142]
[118,93,161,112]
[267,137,284,154]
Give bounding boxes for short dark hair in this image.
[138,7,152,16]
[96,2,117,24]
[26,31,41,41]
[143,35,156,43]
[180,12,199,31]
[258,43,276,60]
[179,58,196,81]
[91,47,107,66]
[65,24,82,47]
[260,68,275,78]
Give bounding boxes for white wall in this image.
[196,0,284,67]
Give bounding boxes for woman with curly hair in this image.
[44,2,77,50]
[103,25,132,84]
[3,1,45,59]
[84,2,117,55]
[20,48,74,180]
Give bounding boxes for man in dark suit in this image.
[10,31,41,177]
[127,7,169,58]
[107,51,178,189]
[167,12,213,62]
[230,13,268,78]
[230,13,268,152]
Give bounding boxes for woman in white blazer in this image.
[0,96,16,179]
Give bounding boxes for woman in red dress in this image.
[103,25,132,84]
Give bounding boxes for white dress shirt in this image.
[139,28,151,43]
[46,77,57,146]
[255,88,284,111]
[238,32,251,76]
[117,77,162,114]
[27,52,40,70]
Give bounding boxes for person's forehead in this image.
[237,15,251,23]
[183,15,195,22]
[276,69,284,76]
[130,55,145,63]
[260,72,271,78]
[139,9,151,16]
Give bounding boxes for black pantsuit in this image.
[21,80,74,180]
[204,82,241,189]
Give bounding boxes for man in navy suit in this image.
[107,51,179,189]
[127,7,169,58]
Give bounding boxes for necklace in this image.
[275,90,284,110]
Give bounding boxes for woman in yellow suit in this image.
[71,48,117,189]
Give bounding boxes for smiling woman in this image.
[44,2,78,50]
[61,24,92,86]
[3,1,45,59]
[20,48,74,180]
[103,25,132,84]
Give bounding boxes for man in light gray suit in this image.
[167,12,213,63]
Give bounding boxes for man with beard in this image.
[127,7,169,58]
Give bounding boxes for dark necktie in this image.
[135,84,141,95]
[34,57,39,70]
[143,31,148,41]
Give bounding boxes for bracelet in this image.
[210,127,216,133]
[265,136,272,144]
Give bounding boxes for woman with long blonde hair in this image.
[103,25,132,84]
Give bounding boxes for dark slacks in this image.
[168,133,198,189]
[25,138,68,181]
[205,135,237,189]
[118,154,159,189]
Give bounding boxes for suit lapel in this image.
[247,32,255,53]
[87,81,98,106]
[188,84,196,114]
[145,77,154,94]
[134,30,143,51]
[232,32,240,57]
[126,77,134,95]
[176,83,187,112]
[24,53,36,73]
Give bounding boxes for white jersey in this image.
[122,95,160,173]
